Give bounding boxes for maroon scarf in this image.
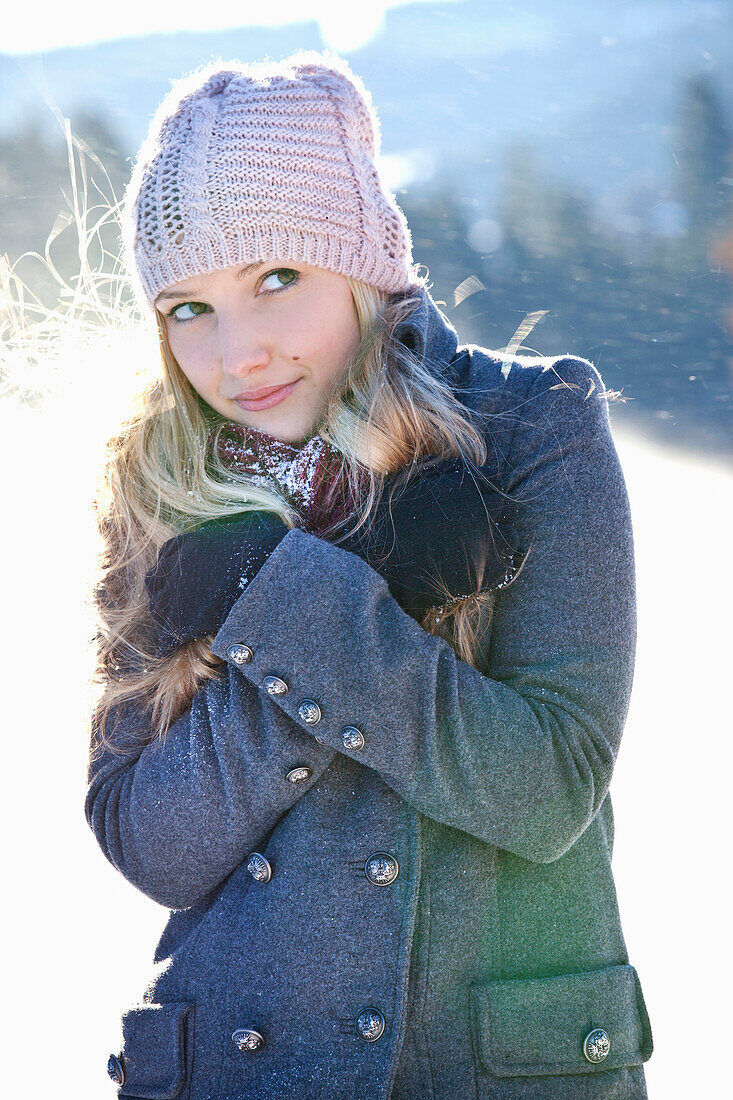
[210,421,369,536]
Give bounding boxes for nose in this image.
[217,317,272,380]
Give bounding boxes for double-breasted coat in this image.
[85,285,654,1099]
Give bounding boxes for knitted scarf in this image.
[210,420,369,536]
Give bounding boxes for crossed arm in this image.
[85,356,636,908]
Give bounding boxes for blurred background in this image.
[1,2,731,1097]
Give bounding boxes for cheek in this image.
[295,308,359,367]
[171,341,218,390]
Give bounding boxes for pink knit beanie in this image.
[121,48,421,311]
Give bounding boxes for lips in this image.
[234,382,293,400]
[231,379,301,411]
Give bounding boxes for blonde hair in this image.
[92,271,521,757]
[0,122,520,761]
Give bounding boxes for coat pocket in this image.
[109,1002,194,1098]
[469,964,653,1078]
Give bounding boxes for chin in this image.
[242,415,319,445]
[277,424,319,444]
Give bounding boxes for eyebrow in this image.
[154,262,268,304]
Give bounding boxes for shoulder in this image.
[457,342,609,414]
[454,344,617,473]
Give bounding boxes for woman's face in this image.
[155,261,361,443]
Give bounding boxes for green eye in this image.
[170,301,210,323]
[260,269,300,294]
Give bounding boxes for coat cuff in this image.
[209,526,401,758]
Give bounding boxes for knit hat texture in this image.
[121,48,420,310]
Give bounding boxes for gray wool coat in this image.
[85,285,654,1099]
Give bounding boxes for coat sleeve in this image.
[84,662,338,909]
[208,355,637,865]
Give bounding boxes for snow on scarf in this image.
[211,421,368,536]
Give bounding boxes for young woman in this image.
[86,49,654,1099]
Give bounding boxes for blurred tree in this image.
[672,72,733,265]
[497,140,596,265]
[399,173,478,310]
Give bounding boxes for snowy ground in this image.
[0,394,729,1098]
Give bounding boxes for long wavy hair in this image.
[90,268,524,757]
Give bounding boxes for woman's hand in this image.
[144,512,290,656]
[336,458,522,620]
[145,460,522,657]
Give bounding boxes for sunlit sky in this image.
[3,0,454,55]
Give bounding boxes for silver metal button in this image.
[583,1028,610,1063]
[355,1008,385,1042]
[286,766,313,784]
[341,725,365,751]
[246,852,272,883]
[365,853,399,886]
[297,699,322,724]
[264,675,288,696]
[227,644,253,665]
[232,1027,265,1053]
[106,1054,125,1085]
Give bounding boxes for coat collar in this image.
[394,284,468,389]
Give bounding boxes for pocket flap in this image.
[470,964,653,1078]
[115,1002,193,1098]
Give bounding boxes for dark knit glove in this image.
[336,458,522,620]
[144,511,289,657]
[145,463,521,656]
